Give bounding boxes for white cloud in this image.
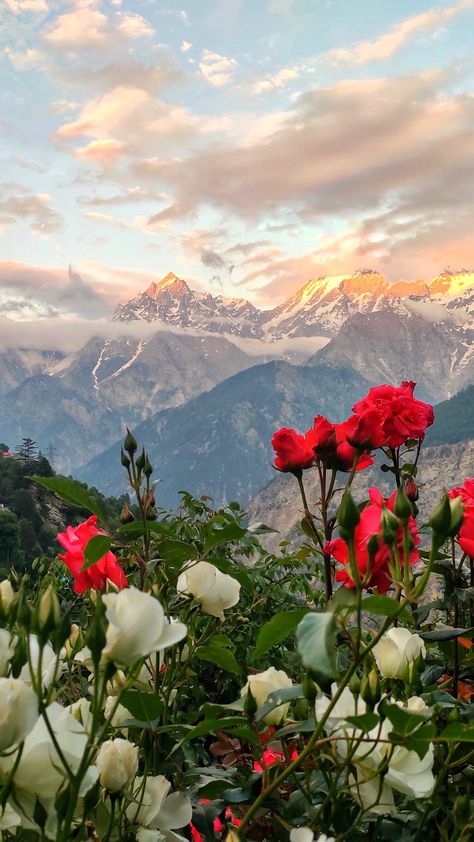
[180,40,192,52]
[199,49,237,87]
[325,0,474,65]
[5,0,48,13]
[252,65,300,95]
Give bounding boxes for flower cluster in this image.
[57,515,127,594]
[272,381,434,474]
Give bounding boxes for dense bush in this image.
[0,382,472,842]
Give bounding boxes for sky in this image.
[1,0,474,326]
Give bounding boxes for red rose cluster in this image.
[449,478,474,558]
[325,487,420,593]
[57,515,127,594]
[271,381,434,474]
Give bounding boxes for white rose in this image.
[290,831,335,842]
[65,698,93,734]
[102,587,187,667]
[177,561,240,620]
[0,580,15,612]
[104,695,133,730]
[10,702,98,800]
[315,683,366,734]
[241,667,293,725]
[0,678,39,751]
[20,635,65,688]
[372,627,425,680]
[127,775,192,835]
[0,628,14,676]
[97,738,138,792]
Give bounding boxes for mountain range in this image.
[0,267,473,500]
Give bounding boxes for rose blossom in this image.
[307,416,374,472]
[127,775,192,834]
[103,587,187,667]
[57,515,127,594]
[271,428,316,472]
[449,478,474,557]
[325,487,420,594]
[373,627,426,680]
[241,667,293,725]
[97,738,138,792]
[177,561,240,621]
[0,678,39,751]
[352,381,434,448]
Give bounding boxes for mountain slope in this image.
[76,362,371,504]
[306,310,473,403]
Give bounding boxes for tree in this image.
[0,509,24,575]
[16,438,38,464]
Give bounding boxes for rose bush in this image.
[0,381,471,842]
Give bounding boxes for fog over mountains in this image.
[1,267,473,502]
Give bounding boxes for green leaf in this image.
[421,627,474,641]
[250,608,310,662]
[117,520,174,537]
[247,522,279,535]
[361,595,414,625]
[29,475,105,520]
[157,539,198,565]
[204,522,247,553]
[403,723,437,759]
[181,716,246,742]
[82,535,111,571]
[120,690,163,726]
[296,612,337,678]
[205,556,252,591]
[255,685,304,723]
[275,718,316,737]
[195,645,241,675]
[346,712,379,732]
[380,701,428,736]
[328,587,358,612]
[440,723,474,743]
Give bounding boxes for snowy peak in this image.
[429,269,474,297]
[145,272,190,298]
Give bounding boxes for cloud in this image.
[5,0,48,13]
[252,65,300,95]
[180,40,192,53]
[324,0,474,65]
[0,186,62,234]
[199,49,237,87]
[43,3,154,52]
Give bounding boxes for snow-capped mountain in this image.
[114,272,262,338]
[114,268,474,341]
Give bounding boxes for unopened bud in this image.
[0,580,15,614]
[338,492,360,537]
[405,479,419,502]
[144,459,153,478]
[123,429,137,456]
[360,668,381,710]
[85,604,106,666]
[381,507,399,546]
[448,496,464,538]
[302,674,318,703]
[37,585,61,638]
[394,488,413,521]
[367,534,379,558]
[429,492,451,539]
[135,449,146,472]
[349,672,361,697]
[65,623,81,658]
[120,448,131,468]
[120,504,134,524]
[244,687,258,719]
[16,592,31,626]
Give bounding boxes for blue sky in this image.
[1,0,473,323]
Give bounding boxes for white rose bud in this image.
[0,677,39,750]
[97,738,138,792]
[372,628,426,680]
[104,696,133,730]
[0,580,15,612]
[177,561,240,621]
[103,587,187,667]
[241,667,293,725]
[0,629,15,676]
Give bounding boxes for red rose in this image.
[352,381,434,448]
[449,479,474,558]
[306,415,373,472]
[325,487,420,593]
[347,407,388,449]
[271,428,315,472]
[57,516,127,594]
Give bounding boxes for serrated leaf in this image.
[250,608,310,662]
[361,595,414,624]
[346,712,379,732]
[120,689,163,725]
[403,723,437,759]
[441,723,474,742]
[157,539,198,565]
[296,612,337,678]
[204,523,247,553]
[30,475,105,520]
[195,645,241,675]
[82,534,111,571]
[380,701,428,736]
[181,716,245,742]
